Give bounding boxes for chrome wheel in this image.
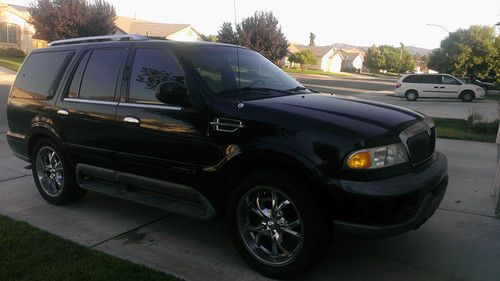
[35,146,64,197]
[237,186,304,266]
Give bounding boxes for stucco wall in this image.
[166,27,202,42]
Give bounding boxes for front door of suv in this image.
[115,45,224,188]
[55,46,129,168]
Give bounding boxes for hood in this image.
[243,93,424,140]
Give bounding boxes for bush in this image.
[466,109,499,134]
[0,47,25,58]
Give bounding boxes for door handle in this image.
[57,109,69,116]
[123,117,140,124]
[433,86,439,89]
[440,86,445,89]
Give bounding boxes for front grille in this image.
[407,127,435,163]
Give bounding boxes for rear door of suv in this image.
[54,44,130,168]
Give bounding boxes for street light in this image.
[427,23,450,33]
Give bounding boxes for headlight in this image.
[346,143,409,169]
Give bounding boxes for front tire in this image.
[227,169,331,279]
[31,138,86,205]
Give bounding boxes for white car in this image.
[394,74,485,102]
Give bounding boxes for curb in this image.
[494,122,500,217]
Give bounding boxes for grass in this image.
[0,56,24,72]
[283,68,352,77]
[0,214,182,281]
[433,117,497,143]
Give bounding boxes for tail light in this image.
[395,83,401,88]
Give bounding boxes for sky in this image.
[7,0,500,49]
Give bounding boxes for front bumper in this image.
[332,152,448,237]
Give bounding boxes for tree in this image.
[29,0,116,41]
[365,45,385,72]
[201,34,218,42]
[365,44,415,73]
[236,11,288,62]
[309,32,316,47]
[217,22,237,45]
[428,25,499,82]
[288,49,317,69]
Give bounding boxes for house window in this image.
[0,23,20,44]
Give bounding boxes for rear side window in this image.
[128,48,185,103]
[78,48,126,101]
[13,50,73,99]
[403,75,419,83]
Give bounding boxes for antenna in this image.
[233,0,241,90]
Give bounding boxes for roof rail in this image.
[48,34,149,47]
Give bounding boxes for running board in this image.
[76,164,215,220]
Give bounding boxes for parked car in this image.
[394,74,485,102]
[473,79,496,91]
[6,35,448,279]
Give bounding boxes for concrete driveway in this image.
[0,133,499,281]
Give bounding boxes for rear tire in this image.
[460,91,474,102]
[405,90,418,101]
[227,169,331,279]
[31,138,86,205]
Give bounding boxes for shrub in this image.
[466,109,498,134]
[0,48,26,58]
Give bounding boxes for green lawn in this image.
[433,117,497,143]
[283,68,352,77]
[483,93,499,101]
[0,214,182,281]
[0,56,24,72]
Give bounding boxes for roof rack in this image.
[48,34,149,47]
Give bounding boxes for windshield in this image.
[183,46,306,98]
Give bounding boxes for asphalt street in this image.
[291,73,499,120]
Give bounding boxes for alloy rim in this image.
[35,146,64,197]
[237,186,304,266]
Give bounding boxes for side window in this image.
[13,50,73,99]
[442,75,460,85]
[67,51,91,98]
[403,75,417,83]
[129,48,185,103]
[79,48,126,101]
[422,75,441,84]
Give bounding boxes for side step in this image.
[76,164,215,220]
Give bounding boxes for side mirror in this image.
[155,81,189,107]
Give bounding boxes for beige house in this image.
[114,16,202,41]
[0,2,47,53]
[284,43,345,73]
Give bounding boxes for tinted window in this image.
[67,51,91,98]
[419,75,441,84]
[129,48,185,103]
[79,49,125,100]
[442,75,461,85]
[403,75,419,83]
[13,50,73,99]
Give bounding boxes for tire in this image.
[405,90,418,101]
[461,91,474,102]
[31,138,86,205]
[227,169,331,279]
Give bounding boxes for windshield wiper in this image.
[285,86,309,93]
[219,87,291,96]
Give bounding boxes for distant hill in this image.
[332,43,432,56]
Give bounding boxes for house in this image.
[284,43,344,73]
[341,49,365,73]
[114,16,202,42]
[0,2,47,53]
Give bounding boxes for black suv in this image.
[6,35,448,279]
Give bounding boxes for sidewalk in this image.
[0,134,499,281]
[0,66,15,134]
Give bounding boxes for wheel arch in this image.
[213,148,333,219]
